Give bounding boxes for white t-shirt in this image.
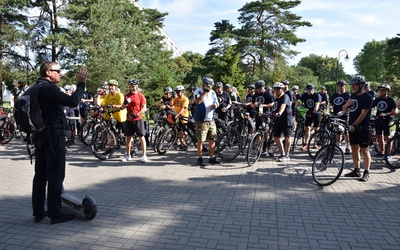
[194,88,218,122]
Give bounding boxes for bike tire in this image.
[80,120,95,146]
[384,135,400,169]
[307,130,329,159]
[91,127,117,160]
[246,132,263,166]
[312,145,344,186]
[292,124,305,151]
[156,127,177,155]
[217,130,242,161]
[0,121,15,144]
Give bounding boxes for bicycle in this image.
[80,105,102,146]
[90,105,125,160]
[246,113,272,165]
[312,116,347,186]
[384,118,400,168]
[307,111,331,159]
[0,112,16,144]
[291,107,307,152]
[217,103,254,162]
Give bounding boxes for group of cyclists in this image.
[10,73,397,176]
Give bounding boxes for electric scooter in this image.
[61,190,97,220]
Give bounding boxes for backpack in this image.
[14,82,46,134]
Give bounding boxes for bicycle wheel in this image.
[156,127,177,155]
[307,130,329,159]
[91,127,117,160]
[246,132,263,166]
[150,122,162,149]
[80,120,95,146]
[153,125,167,152]
[292,124,305,151]
[384,135,400,169]
[312,145,344,186]
[0,121,15,144]
[217,130,242,161]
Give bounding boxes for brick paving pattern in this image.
[1,139,400,249]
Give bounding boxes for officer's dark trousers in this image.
[32,132,66,219]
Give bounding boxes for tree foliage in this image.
[353,40,387,83]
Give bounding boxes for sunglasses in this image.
[50,69,61,73]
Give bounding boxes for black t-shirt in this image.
[348,92,373,130]
[254,90,275,114]
[299,92,321,114]
[216,91,231,116]
[245,93,256,116]
[319,92,329,111]
[330,92,350,115]
[372,96,397,120]
[272,93,293,127]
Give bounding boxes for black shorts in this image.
[124,120,145,137]
[305,113,320,128]
[375,119,390,136]
[349,129,369,148]
[273,126,293,138]
[79,107,89,118]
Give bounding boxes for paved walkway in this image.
[1,139,399,249]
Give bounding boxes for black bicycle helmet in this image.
[128,79,139,85]
[248,84,255,89]
[306,83,315,89]
[215,82,223,87]
[163,86,173,93]
[349,75,366,85]
[202,76,214,86]
[336,80,347,86]
[255,80,265,89]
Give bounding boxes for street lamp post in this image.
[336,49,349,81]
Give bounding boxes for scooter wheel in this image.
[82,197,97,220]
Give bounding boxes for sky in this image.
[139,0,400,75]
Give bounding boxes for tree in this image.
[297,54,345,84]
[353,40,387,82]
[236,0,311,76]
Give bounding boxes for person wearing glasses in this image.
[372,83,398,158]
[171,85,190,151]
[32,62,88,224]
[156,86,174,111]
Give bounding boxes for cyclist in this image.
[172,85,190,151]
[214,82,232,123]
[372,83,398,158]
[188,86,197,117]
[194,76,220,166]
[94,82,108,106]
[319,86,329,112]
[296,83,321,150]
[330,80,351,155]
[156,86,174,111]
[101,80,127,154]
[253,80,274,134]
[343,75,373,182]
[280,80,294,107]
[120,79,147,163]
[244,84,257,118]
[271,82,293,162]
[364,82,376,99]
[291,85,300,121]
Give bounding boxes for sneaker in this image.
[385,155,391,160]
[344,169,361,177]
[261,151,269,156]
[121,155,131,162]
[130,149,136,157]
[140,155,148,163]
[197,157,205,166]
[178,145,188,151]
[209,157,220,164]
[345,148,351,155]
[373,152,384,157]
[359,170,370,182]
[34,211,48,223]
[277,155,290,162]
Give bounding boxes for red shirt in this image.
[125,92,146,122]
